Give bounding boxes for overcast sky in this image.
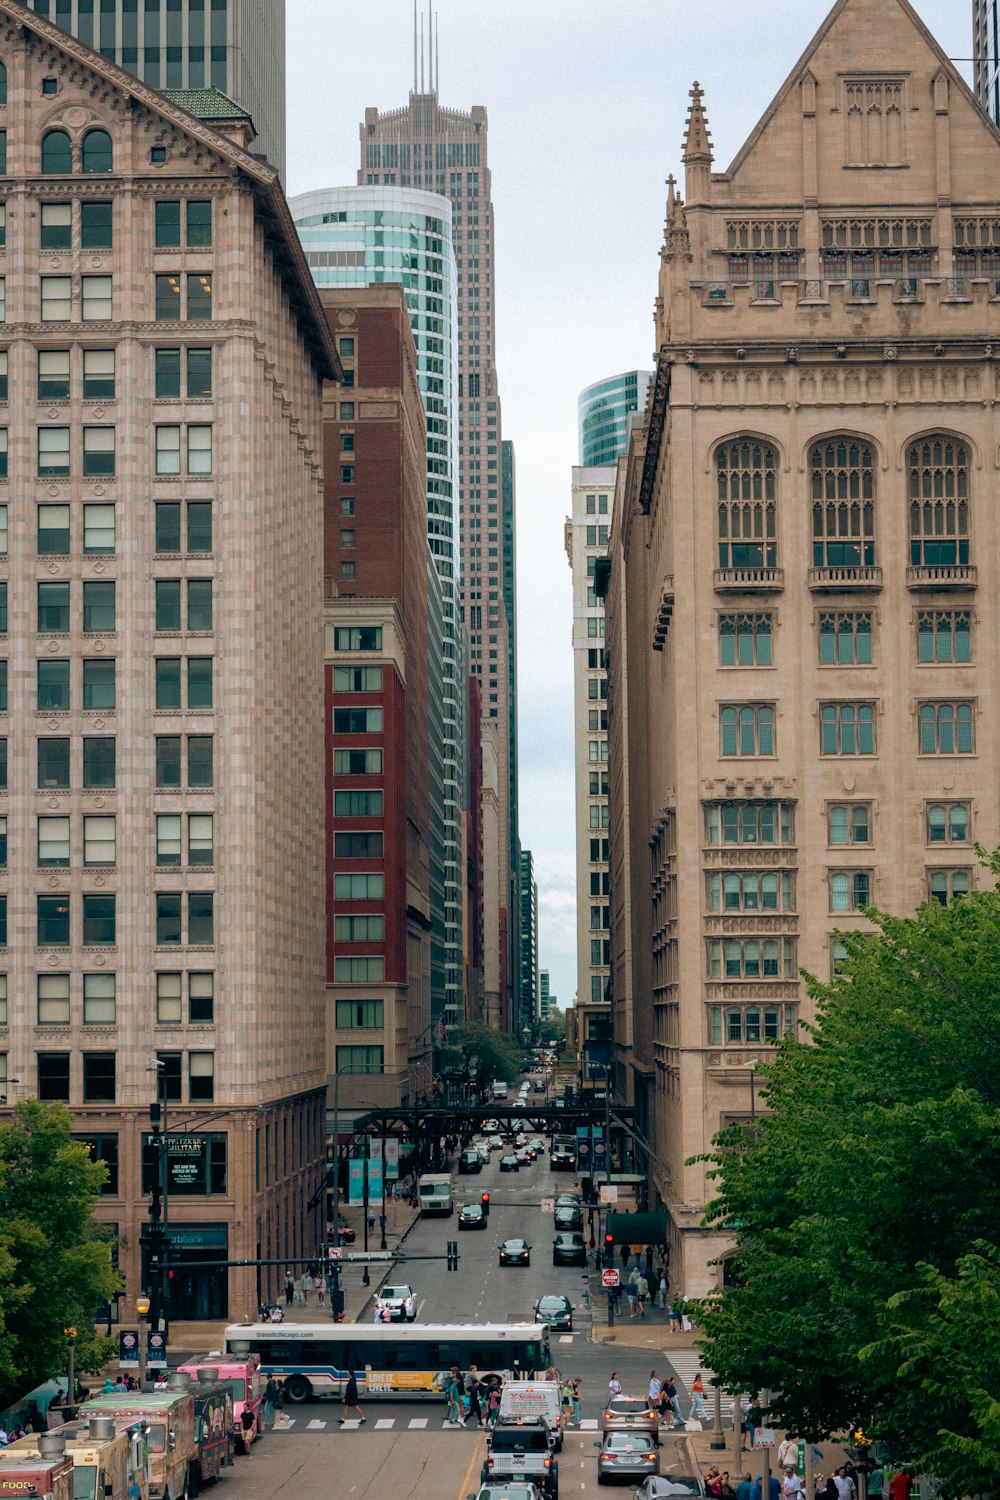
[285,0,972,1009]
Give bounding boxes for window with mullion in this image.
[829,869,871,911]
[918,701,975,754]
[819,611,873,665]
[908,437,970,566]
[917,610,971,664]
[719,612,773,666]
[820,702,876,755]
[810,437,876,567]
[720,703,775,756]
[716,441,778,569]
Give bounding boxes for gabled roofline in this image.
[723,0,1000,180]
[2,0,340,381]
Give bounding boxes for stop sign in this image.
[601,1269,620,1287]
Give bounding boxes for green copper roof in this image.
[164,87,252,123]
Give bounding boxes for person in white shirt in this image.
[833,1469,857,1500]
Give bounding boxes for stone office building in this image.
[0,2,337,1319]
[610,0,1000,1293]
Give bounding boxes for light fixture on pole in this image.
[0,1076,19,1105]
[135,1293,151,1391]
[746,1058,759,1124]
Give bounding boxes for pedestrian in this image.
[737,1476,753,1500]
[380,1303,391,1323]
[832,1469,856,1500]
[283,1271,295,1307]
[648,1370,661,1405]
[113,1377,128,1393]
[746,1400,762,1452]
[626,1282,638,1317]
[373,1302,384,1324]
[783,1470,804,1500]
[777,1437,799,1471]
[571,1377,582,1425]
[608,1371,622,1400]
[0,1426,7,1448]
[706,1468,724,1499]
[486,1381,502,1429]
[669,1299,683,1332]
[663,1377,683,1428]
[300,1270,311,1306]
[721,1473,738,1500]
[621,1243,630,1269]
[102,1378,114,1394]
[657,1272,668,1310]
[467,1375,483,1429]
[274,1380,286,1424]
[636,1272,650,1315]
[645,1245,654,1274]
[316,1273,327,1305]
[239,1405,256,1454]
[561,1378,574,1425]
[689,1372,709,1422]
[544,1365,559,1383]
[340,1371,365,1424]
[262,1377,278,1431]
[444,1368,464,1427]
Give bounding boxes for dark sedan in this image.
[552,1231,587,1267]
[533,1294,574,1331]
[499,1237,531,1266]
[553,1205,583,1232]
[499,1154,520,1172]
[459,1203,488,1230]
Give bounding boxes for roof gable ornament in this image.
[662,173,690,261]
[682,81,714,204]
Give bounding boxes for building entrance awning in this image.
[606,1210,668,1244]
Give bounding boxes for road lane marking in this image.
[580,1419,598,1429]
[456,1433,485,1500]
[374,1418,395,1429]
[341,1419,361,1428]
[408,1417,429,1429]
[306,1419,326,1429]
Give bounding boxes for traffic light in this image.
[446,1240,459,1272]
[481,1192,490,1217]
[604,1233,614,1268]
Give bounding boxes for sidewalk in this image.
[166,1200,421,1355]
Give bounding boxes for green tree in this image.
[698,873,1000,1490]
[0,1100,120,1406]
[445,1023,526,1086]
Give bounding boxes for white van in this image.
[417,1172,454,1215]
[491,1080,509,1100]
[498,1378,564,1450]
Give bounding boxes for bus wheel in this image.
[284,1375,312,1404]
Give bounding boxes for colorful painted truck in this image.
[0,1445,76,1500]
[80,1390,196,1500]
[3,1417,150,1500]
[176,1354,262,1455]
[186,1372,234,1486]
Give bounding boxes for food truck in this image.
[3,1416,150,1500]
[186,1372,233,1486]
[80,1390,196,1500]
[177,1354,262,1454]
[0,1443,76,1500]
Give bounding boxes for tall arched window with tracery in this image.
[908,436,969,567]
[716,439,777,572]
[810,437,876,569]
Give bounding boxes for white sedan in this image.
[378,1283,417,1321]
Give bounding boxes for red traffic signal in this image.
[604,1233,614,1246]
[481,1192,490,1213]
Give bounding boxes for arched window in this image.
[810,437,875,568]
[41,129,72,175]
[0,61,7,107]
[908,436,969,566]
[716,440,777,571]
[81,128,113,174]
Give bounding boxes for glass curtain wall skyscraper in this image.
[974,0,1000,124]
[578,370,653,468]
[359,45,517,1032]
[291,184,464,1028]
[18,0,286,175]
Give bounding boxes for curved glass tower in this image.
[291,184,465,1028]
[578,370,653,468]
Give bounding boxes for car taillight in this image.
[544,1458,551,1469]
[486,1459,494,1471]
[646,1452,656,1460]
[603,1411,612,1420]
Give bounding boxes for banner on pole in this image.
[147,1331,167,1369]
[367,1156,384,1207]
[348,1158,365,1205]
[384,1139,399,1179]
[118,1330,139,1368]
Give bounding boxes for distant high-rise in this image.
[359,8,517,1032]
[578,371,653,468]
[519,849,538,1025]
[539,970,554,1022]
[18,0,286,175]
[974,0,1000,124]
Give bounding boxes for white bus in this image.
[223,1322,553,1403]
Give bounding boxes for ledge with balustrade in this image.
[691,273,1000,330]
[711,563,976,597]
[713,566,784,593]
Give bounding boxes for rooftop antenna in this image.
[420,7,425,92]
[435,6,440,96]
[413,0,418,94]
[429,0,434,93]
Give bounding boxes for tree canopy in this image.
[0,1100,120,1407]
[444,1023,527,1086]
[698,867,1000,1496]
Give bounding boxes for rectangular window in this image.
[83,972,116,1024]
[81,200,113,249]
[186,200,213,246]
[38,504,70,554]
[156,971,182,1024]
[827,802,871,845]
[155,735,181,788]
[720,703,775,756]
[83,348,115,399]
[155,579,181,632]
[83,893,116,945]
[83,503,115,553]
[707,870,795,912]
[926,802,970,844]
[83,815,115,866]
[719,613,773,666]
[707,936,797,980]
[37,1053,71,1101]
[83,1052,116,1103]
[188,814,213,865]
[38,973,70,1024]
[82,426,115,476]
[38,349,70,400]
[38,426,70,476]
[188,735,213,788]
[187,657,213,708]
[155,347,181,398]
[708,1004,796,1047]
[156,425,180,474]
[186,273,212,321]
[189,972,214,1023]
[918,702,975,755]
[333,708,383,734]
[333,790,384,817]
[155,657,181,709]
[332,666,382,692]
[40,276,72,322]
[335,999,385,1028]
[156,813,182,865]
[333,832,384,859]
[38,658,70,711]
[334,915,385,942]
[38,581,70,633]
[38,815,70,867]
[83,736,115,789]
[38,893,70,945]
[155,1052,183,1103]
[829,870,872,911]
[334,626,382,651]
[83,580,115,633]
[156,892,182,944]
[81,275,112,321]
[187,347,212,399]
[155,273,182,321]
[188,892,214,945]
[819,611,873,665]
[187,425,212,474]
[917,611,971,664]
[335,1044,385,1072]
[82,658,115,710]
[155,200,181,247]
[41,203,73,250]
[334,749,382,774]
[189,1052,214,1102]
[928,868,971,906]
[155,503,181,554]
[188,502,212,552]
[820,702,876,755]
[334,873,385,899]
[37,737,70,789]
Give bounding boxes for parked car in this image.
[499,1154,520,1172]
[602,1394,659,1436]
[459,1203,488,1230]
[378,1283,417,1321]
[552,1232,587,1267]
[499,1237,531,1267]
[596,1432,660,1483]
[533,1294,574,1331]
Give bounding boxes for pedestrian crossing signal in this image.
[446,1240,459,1272]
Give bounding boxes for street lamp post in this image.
[63,1327,77,1411]
[135,1294,150,1392]
[747,1058,759,1124]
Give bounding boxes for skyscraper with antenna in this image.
[359,4,519,1035]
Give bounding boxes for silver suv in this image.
[482,1418,559,1499]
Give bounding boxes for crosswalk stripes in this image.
[374,1419,394,1430]
[666,1350,737,1427]
[579,1419,599,1430]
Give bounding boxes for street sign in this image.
[327,1247,342,1261]
[754,1429,775,1449]
[599,1184,618,1205]
[601,1269,620,1287]
[540,1198,554,1214]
